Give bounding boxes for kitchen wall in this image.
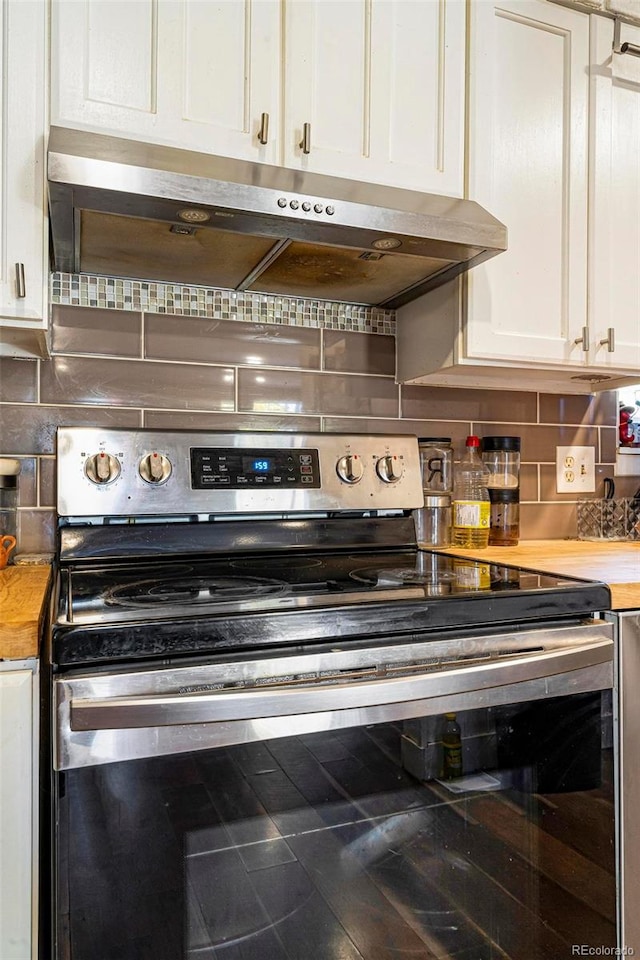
[0,273,630,555]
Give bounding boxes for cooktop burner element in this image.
[105,575,290,607]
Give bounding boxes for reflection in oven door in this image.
[54,689,615,960]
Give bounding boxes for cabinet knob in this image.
[299,122,311,155]
[599,328,615,353]
[15,263,26,299]
[574,326,590,353]
[257,112,269,145]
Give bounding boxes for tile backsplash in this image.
[0,273,629,554]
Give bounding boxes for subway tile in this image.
[323,331,395,376]
[39,458,56,507]
[15,458,37,507]
[519,464,538,501]
[146,315,321,369]
[600,427,618,464]
[238,369,399,418]
[0,404,140,455]
[402,386,537,424]
[0,358,38,402]
[539,391,617,427]
[474,423,599,463]
[51,306,142,357]
[143,410,321,432]
[17,509,55,555]
[520,502,577,540]
[40,356,235,411]
[323,418,471,450]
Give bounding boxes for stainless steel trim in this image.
[15,263,26,299]
[258,111,269,145]
[574,326,590,352]
[599,327,615,352]
[55,621,614,769]
[68,638,615,730]
[299,122,311,154]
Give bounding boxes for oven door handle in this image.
[69,638,613,731]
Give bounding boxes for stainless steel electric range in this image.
[46,427,619,960]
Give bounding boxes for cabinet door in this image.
[51,0,281,163]
[283,0,465,195]
[589,17,640,373]
[466,0,589,365]
[0,0,47,328]
[0,666,38,960]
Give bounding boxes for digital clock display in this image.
[243,457,272,473]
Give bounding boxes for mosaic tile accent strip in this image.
[50,273,396,335]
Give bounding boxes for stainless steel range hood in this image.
[48,126,507,309]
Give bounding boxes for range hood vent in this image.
[48,127,507,309]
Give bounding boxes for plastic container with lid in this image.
[0,458,20,565]
[481,436,521,489]
[414,494,452,548]
[417,437,453,494]
[488,488,520,546]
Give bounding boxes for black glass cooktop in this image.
[57,549,608,626]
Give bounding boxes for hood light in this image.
[372,237,402,250]
[177,208,211,223]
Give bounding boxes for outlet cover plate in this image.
[556,446,596,493]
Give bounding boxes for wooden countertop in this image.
[0,566,51,659]
[436,540,640,611]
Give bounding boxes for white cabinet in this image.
[0,0,49,359]
[51,0,282,164]
[283,0,465,194]
[397,1,640,395]
[466,0,590,368]
[51,0,466,196]
[0,661,39,960]
[589,17,640,373]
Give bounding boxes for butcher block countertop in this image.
[0,565,51,659]
[436,540,640,611]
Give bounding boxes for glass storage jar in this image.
[488,488,520,546]
[418,437,453,494]
[0,458,20,564]
[481,436,521,489]
[414,495,452,548]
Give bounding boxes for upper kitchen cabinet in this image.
[0,0,49,359]
[589,17,640,373]
[51,0,466,196]
[282,0,465,194]
[51,0,282,164]
[465,0,590,368]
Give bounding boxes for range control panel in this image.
[56,428,424,517]
[191,448,321,489]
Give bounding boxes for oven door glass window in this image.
[56,691,616,959]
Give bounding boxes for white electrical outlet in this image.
[556,446,596,493]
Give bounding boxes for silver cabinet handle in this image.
[299,122,311,155]
[257,112,269,145]
[599,328,615,352]
[574,326,590,352]
[15,263,26,299]
[69,638,613,731]
[614,19,640,58]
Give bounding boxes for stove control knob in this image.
[376,455,403,484]
[336,454,364,484]
[84,452,121,485]
[139,452,172,485]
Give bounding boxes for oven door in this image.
[53,620,618,959]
